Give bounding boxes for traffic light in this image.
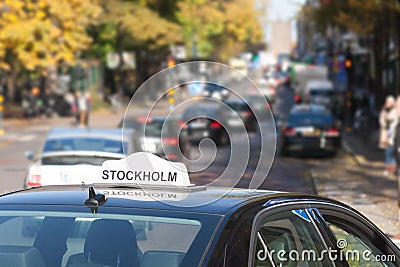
[345,58,352,69]
[345,51,353,86]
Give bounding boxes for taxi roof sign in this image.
[98,152,192,187]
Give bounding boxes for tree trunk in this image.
[6,69,17,102]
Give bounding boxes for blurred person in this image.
[379,95,398,175]
[76,91,90,127]
[84,91,92,126]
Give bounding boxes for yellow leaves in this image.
[177,0,262,58]
[36,10,46,20]
[0,0,100,72]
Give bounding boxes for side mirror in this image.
[25,151,35,161]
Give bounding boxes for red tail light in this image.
[294,95,301,103]
[210,121,222,128]
[324,128,340,137]
[242,111,252,117]
[137,117,152,123]
[284,128,296,136]
[165,154,178,159]
[162,137,179,146]
[27,173,41,187]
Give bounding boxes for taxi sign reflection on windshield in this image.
[99,152,191,187]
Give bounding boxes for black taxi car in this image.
[0,153,399,267]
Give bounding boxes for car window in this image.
[288,114,334,126]
[253,209,334,267]
[0,210,220,267]
[41,155,116,165]
[182,106,218,120]
[310,90,334,97]
[43,138,127,154]
[320,209,399,267]
[143,120,164,137]
[225,102,250,111]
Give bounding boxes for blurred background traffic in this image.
[1,0,400,236]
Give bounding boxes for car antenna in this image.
[84,187,107,214]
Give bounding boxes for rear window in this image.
[43,138,126,154]
[182,106,219,120]
[41,155,117,165]
[0,209,220,267]
[288,113,334,126]
[143,120,164,137]
[310,89,334,97]
[225,101,250,112]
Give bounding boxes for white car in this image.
[24,128,136,187]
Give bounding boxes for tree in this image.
[0,0,101,100]
[308,0,400,93]
[90,0,183,92]
[176,0,263,60]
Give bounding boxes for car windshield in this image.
[41,155,119,165]
[310,89,334,97]
[205,83,226,92]
[0,209,221,267]
[43,138,126,154]
[288,113,334,126]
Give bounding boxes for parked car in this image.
[280,104,341,156]
[24,128,135,187]
[181,102,230,146]
[121,116,190,162]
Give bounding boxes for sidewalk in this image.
[312,126,400,242]
[1,107,127,131]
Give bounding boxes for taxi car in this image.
[24,127,135,188]
[4,152,400,267]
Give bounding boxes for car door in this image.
[249,202,400,267]
[250,205,337,267]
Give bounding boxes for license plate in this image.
[190,120,206,128]
[303,129,320,136]
[228,119,242,126]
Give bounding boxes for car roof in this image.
[0,185,332,215]
[306,79,333,89]
[290,104,330,114]
[47,127,133,140]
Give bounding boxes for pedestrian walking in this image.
[379,95,398,175]
[76,91,90,127]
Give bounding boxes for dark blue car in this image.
[0,183,398,266]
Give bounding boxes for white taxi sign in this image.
[98,152,191,187]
